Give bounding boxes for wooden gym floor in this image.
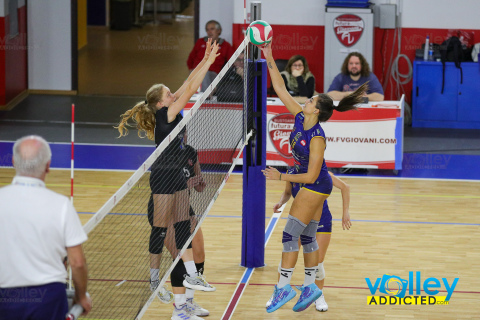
[1,168,478,319]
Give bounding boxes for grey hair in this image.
[13,135,52,178]
[206,20,222,32]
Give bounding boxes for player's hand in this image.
[203,38,212,61]
[194,176,206,192]
[260,40,273,59]
[273,202,283,213]
[77,295,92,315]
[342,211,352,230]
[206,41,220,65]
[235,66,244,77]
[187,176,201,189]
[262,166,281,181]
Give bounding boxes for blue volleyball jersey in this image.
[290,112,330,181]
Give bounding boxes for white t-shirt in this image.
[0,176,88,288]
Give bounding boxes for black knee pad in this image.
[147,195,154,226]
[171,259,187,287]
[149,227,167,254]
[195,262,204,275]
[174,220,192,250]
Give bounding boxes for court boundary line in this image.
[86,278,480,295]
[220,204,286,320]
[77,212,480,226]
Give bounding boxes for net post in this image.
[241,58,267,268]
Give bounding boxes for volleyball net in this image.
[81,38,259,319]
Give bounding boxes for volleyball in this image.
[247,20,273,47]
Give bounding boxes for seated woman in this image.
[280,55,315,98]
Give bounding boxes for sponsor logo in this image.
[300,140,306,146]
[366,271,458,305]
[333,14,364,47]
[268,113,295,158]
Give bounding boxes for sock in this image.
[195,262,205,275]
[304,267,317,286]
[174,294,186,307]
[150,268,159,282]
[277,267,294,288]
[186,288,195,300]
[184,260,197,277]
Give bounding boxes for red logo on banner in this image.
[268,113,295,158]
[333,14,364,47]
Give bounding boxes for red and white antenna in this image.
[68,103,75,290]
[70,103,75,204]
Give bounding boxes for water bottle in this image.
[65,304,84,320]
[428,43,434,61]
[423,36,430,61]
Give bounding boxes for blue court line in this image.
[2,141,480,180]
[336,218,480,226]
[78,212,480,226]
[240,268,255,284]
[264,217,279,244]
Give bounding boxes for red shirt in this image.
[187,37,234,74]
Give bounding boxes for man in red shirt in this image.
[187,20,234,92]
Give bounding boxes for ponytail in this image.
[336,82,368,112]
[316,82,369,122]
[115,101,156,140]
[115,83,166,140]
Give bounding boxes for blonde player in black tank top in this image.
[116,39,220,320]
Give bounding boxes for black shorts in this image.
[150,166,187,195]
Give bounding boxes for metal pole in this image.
[250,1,262,61]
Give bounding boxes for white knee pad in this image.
[315,262,325,281]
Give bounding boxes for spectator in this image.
[328,52,384,101]
[216,52,244,102]
[0,135,91,319]
[280,55,315,98]
[187,20,234,91]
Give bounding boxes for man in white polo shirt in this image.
[0,135,92,319]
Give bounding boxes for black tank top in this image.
[154,107,186,168]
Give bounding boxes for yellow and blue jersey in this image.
[289,112,332,196]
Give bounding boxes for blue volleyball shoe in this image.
[266,284,297,313]
[292,284,323,312]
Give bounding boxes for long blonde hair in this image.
[115,84,166,140]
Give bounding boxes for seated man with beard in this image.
[327,52,384,101]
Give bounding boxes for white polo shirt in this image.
[0,176,87,288]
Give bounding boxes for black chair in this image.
[267,59,289,96]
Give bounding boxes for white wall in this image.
[27,0,72,91]
[226,0,480,30]
[401,0,480,29]
[233,0,326,25]
[199,0,234,43]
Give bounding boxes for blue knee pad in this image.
[300,220,319,253]
[282,215,307,252]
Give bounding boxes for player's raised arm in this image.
[167,42,220,122]
[261,41,302,116]
[175,38,213,99]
